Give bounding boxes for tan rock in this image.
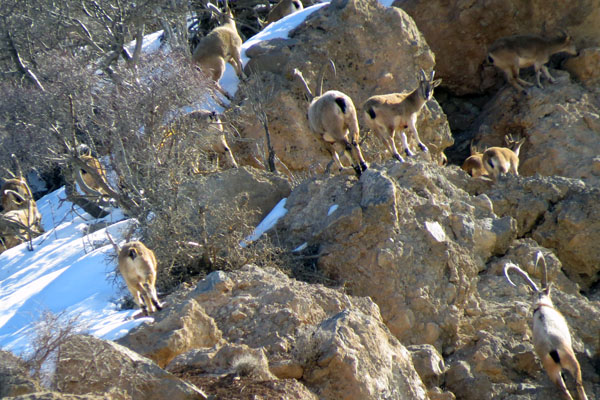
[302,309,428,400]
[234,0,452,171]
[0,350,40,398]
[117,298,222,368]
[53,335,207,400]
[394,0,600,94]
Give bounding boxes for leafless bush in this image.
[24,310,86,385]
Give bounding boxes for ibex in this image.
[488,31,578,93]
[461,140,488,178]
[266,0,303,24]
[481,134,526,181]
[192,4,244,84]
[0,190,43,252]
[363,69,442,162]
[293,60,368,177]
[1,177,33,212]
[73,144,111,200]
[164,110,238,170]
[504,252,588,400]
[107,233,162,316]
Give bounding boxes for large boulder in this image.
[53,335,207,400]
[0,350,40,398]
[116,298,223,368]
[394,0,600,94]
[234,0,452,171]
[276,161,516,349]
[302,310,428,400]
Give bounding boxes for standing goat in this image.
[461,140,488,178]
[294,61,368,177]
[108,233,162,316]
[362,69,441,162]
[504,252,588,400]
[266,0,303,25]
[192,4,244,84]
[488,31,578,93]
[481,134,526,181]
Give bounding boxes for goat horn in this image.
[535,251,548,290]
[504,263,540,292]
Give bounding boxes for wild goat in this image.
[107,233,162,316]
[293,61,368,177]
[504,252,588,400]
[363,69,441,162]
[266,0,303,24]
[73,144,111,200]
[481,134,526,181]
[461,140,488,178]
[192,4,244,83]
[488,31,578,93]
[1,177,33,212]
[0,190,43,252]
[164,110,238,170]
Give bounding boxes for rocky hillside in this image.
[4,0,600,399]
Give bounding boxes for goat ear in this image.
[432,78,442,87]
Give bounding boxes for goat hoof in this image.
[419,143,429,152]
[394,154,405,163]
[360,162,368,172]
[404,149,415,157]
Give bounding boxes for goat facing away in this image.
[362,69,442,163]
[461,140,488,178]
[294,61,368,177]
[266,0,303,25]
[192,4,244,83]
[504,252,588,400]
[0,189,43,252]
[487,31,578,93]
[481,134,526,181]
[108,233,163,316]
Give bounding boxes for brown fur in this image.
[0,190,43,252]
[118,241,162,316]
[363,70,441,162]
[266,0,303,24]
[294,64,368,177]
[488,32,577,93]
[192,7,243,81]
[481,134,526,181]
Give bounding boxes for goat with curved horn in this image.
[503,252,588,400]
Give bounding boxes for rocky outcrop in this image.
[470,78,600,187]
[394,0,600,94]
[276,161,516,349]
[6,393,105,400]
[234,0,452,171]
[118,265,429,399]
[116,298,222,368]
[0,350,40,398]
[302,309,428,400]
[178,166,291,227]
[53,335,207,400]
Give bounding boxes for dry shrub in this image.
[24,310,86,386]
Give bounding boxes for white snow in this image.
[327,204,338,216]
[0,188,148,356]
[241,198,288,247]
